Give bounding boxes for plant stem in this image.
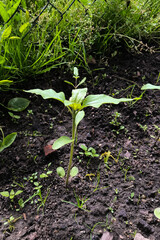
[66,111,76,186]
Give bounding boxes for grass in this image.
[0,0,159,83]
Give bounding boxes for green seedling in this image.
[100,151,118,170]
[138,123,148,132]
[25,67,133,186]
[0,127,17,152]
[62,191,90,212]
[129,192,135,201]
[79,144,99,165]
[3,215,22,233]
[0,189,23,202]
[110,112,125,134]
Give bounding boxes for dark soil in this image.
[0,51,160,240]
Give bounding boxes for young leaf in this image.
[40,173,48,178]
[141,83,160,90]
[10,189,15,199]
[0,56,5,64]
[80,144,87,151]
[19,22,30,33]
[74,67,79,77]
[75,111,85,128]
[7,98,30,112]
[52,136,73,150]
[57,167,65,178]
[0,132,17,152]
[77,77,86,88]
[154,207,160,219]
[0,191,10,197]
[69,88,87,105]
[1,25,12,40]
[70,166,78,177]
[24,89,65,103]
[15,190,23,196]
[82,94,133,108]
[0,2,9,22]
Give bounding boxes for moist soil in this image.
[0,51,160,240]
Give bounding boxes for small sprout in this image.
[70,166,78,177]
[57,167,65,178]
[85,173,95,181]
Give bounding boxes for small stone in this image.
[100,231,114,240]
[134,233,149,240]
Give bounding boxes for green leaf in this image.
[77,77,86,88]
[80,144,87,151]
[0,132,17,152]
[15,190,23,196]
[8,112,20,119]
[1,25,12,40]
[7,98,30,111]
[64,88,87,110]
[75,111,85,128]
[82,94,133,108]
[10,189,15,199]
[70,166,78,177]
[0,191,9,197]
[52,136,73,150]
[7,0,21,17]
[0,56,5,64]
[141,83,160,90]
[19,22,30,33]
[57,167,65,178]
[64,80,74,88]
[25,89,65,103]
[0,80,13,86]
[0,2,9,22]
[9,36,20,40]
[74,67,79,77]
[154,207,160,219]
[70,88,87,105]
[40,173,48,178]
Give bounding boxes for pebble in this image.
[134,233,155,240]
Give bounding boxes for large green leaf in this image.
[7,98,30,112]
[7,0,21,17]
[82,94,133,108]
[52,136,73,150]
[75,111,85,128]
[141,83,160,90]
[0,132,17,152]
[25,89,65,103]
[0,1,8,22]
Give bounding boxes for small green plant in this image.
[79,144,99,165]
[0,127,17,152]
[25,67,133,186]
[62,191,90,212]
[129,192,135,201]
[3,215,22,233]
[138,123,148,132]
[110,112,125,134]
[0,189,23,202]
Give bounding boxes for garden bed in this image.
[0,51,160,240]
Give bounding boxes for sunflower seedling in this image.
[25,67,133,186]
